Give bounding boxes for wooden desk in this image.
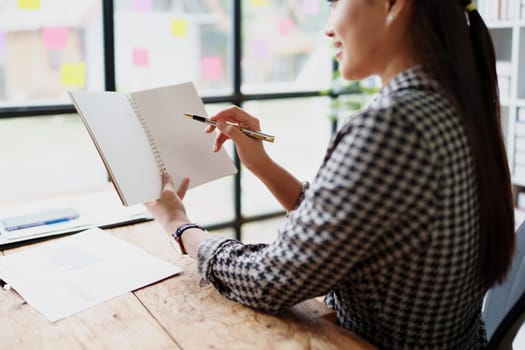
[0,220,376,350]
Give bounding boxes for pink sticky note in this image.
[302,0,320,15]
[201,56,223,80]
[278,18,295,36]
[132,0,153,11]
[0,32,5,54]
[252,40,269,60]
[42,27,68,49]
[132,48,149,66]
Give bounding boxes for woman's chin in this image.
[340,64,370,82]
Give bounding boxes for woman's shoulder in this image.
[338,89,438,134]
[334,84,463,166]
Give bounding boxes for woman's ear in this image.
[385,0,396,12]
[384,0,412,25]
[384,0,396,25]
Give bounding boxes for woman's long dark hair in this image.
[411,0,515,289]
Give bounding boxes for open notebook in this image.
[69,82,237,206]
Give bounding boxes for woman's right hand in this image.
[206,106,271,172]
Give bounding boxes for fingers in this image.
[161,172,175,192]
[216,121,251,145]
[177,177,190,199]
[144,173,190,233]
[210,105,260,130]
[208,105,262,152]
[210,105,244,123]
[161,172,190,199]
[204,124,215,134]
[212,120,261,153]
[213,132,229,152]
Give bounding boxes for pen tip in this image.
[184,113,193,118]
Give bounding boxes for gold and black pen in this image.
[184,113,275,143]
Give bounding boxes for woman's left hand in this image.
[144,172,191,234]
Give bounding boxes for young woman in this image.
[145,0,515,348]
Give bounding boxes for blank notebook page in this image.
[70,91,161,205]
[130,83,237,190]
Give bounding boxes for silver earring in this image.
[386,13,394,24]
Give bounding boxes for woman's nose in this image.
[324,10,334,37]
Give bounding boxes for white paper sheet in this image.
[0,228,182,321]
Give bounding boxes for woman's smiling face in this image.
[324,0,398,81]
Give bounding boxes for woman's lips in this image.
[334,42,342,60]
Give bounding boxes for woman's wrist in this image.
[248,152,274,178]
[180,227,208,258]
[171,223,205,255]
[165,219,191,235]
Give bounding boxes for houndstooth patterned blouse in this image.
[197,66,487,349]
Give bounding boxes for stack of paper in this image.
[0,189,151,246]
[0,228,182,321]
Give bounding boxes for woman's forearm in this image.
[250,158,302,212]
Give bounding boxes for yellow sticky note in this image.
[18,0,40,9]
[250,0,268,6]
[171,19,188,37]
[61,63,85,87]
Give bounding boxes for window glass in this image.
[241,97,333,216]
[0,115,108,199]
[114,0,233,96]
[209,227,235,239]
[241,216,285,244]
[0,0,103,107]
[184,175,235,226]
[242,0,332,93]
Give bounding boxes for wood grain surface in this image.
[0,220,376,350]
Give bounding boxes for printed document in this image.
[0,228,182,321]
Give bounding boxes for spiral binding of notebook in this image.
[127,95,166,173]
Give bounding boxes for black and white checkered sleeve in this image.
[197,102,438,314]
